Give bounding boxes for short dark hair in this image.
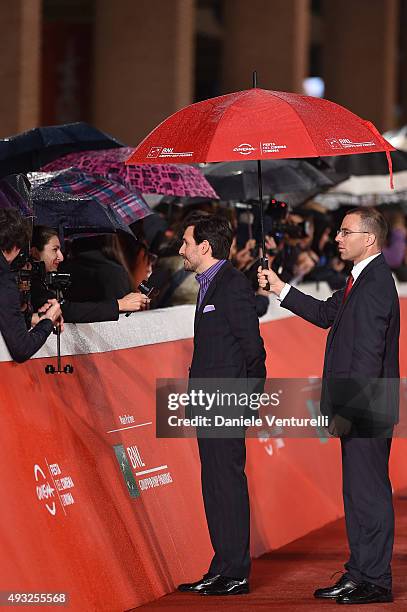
[183,213,233,259]
[31,226,59,252]
[347,207,388,248]
[0,208,31,252]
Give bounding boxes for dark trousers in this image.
[197,436,250,579]
[341,435,394,589]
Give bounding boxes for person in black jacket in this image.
[30,227,149,323]
[62,234,134,303]
[258,207,399,605]
[0,209,62,363]
[177,214,266,597]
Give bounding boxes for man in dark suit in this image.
[177,213,266,596]
[259,207,399,605]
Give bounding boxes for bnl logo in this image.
[113,444,141,499]
[147,147,162,158]
[326,138,343,149]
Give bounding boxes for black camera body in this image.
[266,199,310,240]
[13,253,71,294]
[44,271,71,292]
[272,220,310,240]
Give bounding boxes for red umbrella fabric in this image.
[41,147,218,199]
[126,86,395,273]
[126,88,394,185]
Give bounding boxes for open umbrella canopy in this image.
[126,88,394,164]
[0,172,133,237]
[30,187,133,239]
[31,186,131,232]
[383,125,407,152]
[28,170,152,225]
[126,86,394,257]
[41,147,219,199]
[0,122,123,178]
[318,149,407,205]
[202,158,349,206]
[322,148,407,176]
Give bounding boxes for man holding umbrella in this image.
[258,207,399,605]
[177,213,266,596]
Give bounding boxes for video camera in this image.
[266,200,311,240]
[12,252,71,294]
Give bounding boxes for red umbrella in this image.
[126,83,395,269]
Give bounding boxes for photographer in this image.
[0,209,62,363]
[30,226,149,323]
[268,210,317,283]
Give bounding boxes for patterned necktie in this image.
[343,274,354,303]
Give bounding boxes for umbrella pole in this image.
[253,70,257,88]
[252,70,270,284]
[257,159,270,294]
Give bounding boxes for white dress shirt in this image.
[276,252,382,301]
[350,252,381,282]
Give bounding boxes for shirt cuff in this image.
[277,283,291,302]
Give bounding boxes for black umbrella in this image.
[318,149,407,205]
[0,173,133,239]
[0,122,124,179]
[31,187,133,239]
[203,158,349,206]
[322,148,407,176]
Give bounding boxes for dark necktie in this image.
[343,274,354,302]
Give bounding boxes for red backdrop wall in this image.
[0,300,406,610]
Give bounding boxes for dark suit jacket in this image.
[281,254,400,424]
[190,262,266,379]
[0,252,53,363]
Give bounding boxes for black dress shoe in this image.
[177,574,221,592]
[336,581,393,604]
[314,574,359,599]
[200,576,249,596]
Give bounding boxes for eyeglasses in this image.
[336,229,370,238]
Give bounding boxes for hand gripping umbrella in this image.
[126,73,395,275]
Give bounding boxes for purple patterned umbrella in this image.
[40,147,219,199]
[28,170,153,225]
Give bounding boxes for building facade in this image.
[0,0,406,145]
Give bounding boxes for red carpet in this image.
[136,492,407,611]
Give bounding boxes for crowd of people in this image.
[27,196,404,318]
[1,194,406,360]
[0,193,404,604]
[150,198,407,306]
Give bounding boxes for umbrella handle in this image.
[260,257,270,291]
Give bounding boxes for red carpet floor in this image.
[136,492,407,611]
